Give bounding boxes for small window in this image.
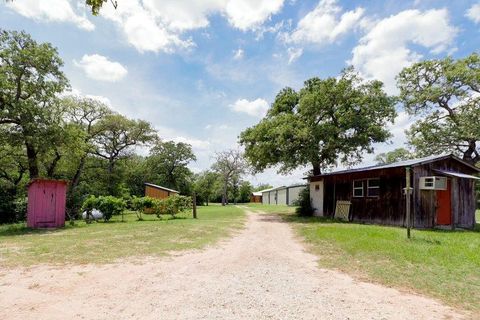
[367,179,380,197]
[315,184,320,191]
[353,180,364,197]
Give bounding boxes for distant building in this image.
[144,183,179,200]
[261,185,307,205]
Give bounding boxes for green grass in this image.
[278,209,480,313]
[0,204,245,268]
[243,203,297,214]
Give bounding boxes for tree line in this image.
[0,30,255,223]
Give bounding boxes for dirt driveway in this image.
[0,209,464,319]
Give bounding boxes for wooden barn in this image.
[308,154,479,229]
[250,191,263,203]
[144,183,179,200]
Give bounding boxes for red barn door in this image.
[436,180,451,225]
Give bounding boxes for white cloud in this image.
[6,0,94,31]
[74,54,128,82]
[225,0,284,31]
[233,48,244,60]
[100,0,284,53]
[349,9,458,94]
[287,47,303,64]
[230,98,269,117]
[466,3,480,24]
[284,0,364,45]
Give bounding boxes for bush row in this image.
[131,195,192,220]
[81,195,192,222]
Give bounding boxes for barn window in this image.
[353,180,364,197]
[367,179,380,197]
[315,184,320,191]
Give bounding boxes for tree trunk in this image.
[312,162,321,176]
[463,140,479,166]
[71,154,87,190]
[46,150,62,177]
[25,142,39,179]
[108,158,115,195]
[222,181,228,206]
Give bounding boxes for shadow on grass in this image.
[0,223,68,237]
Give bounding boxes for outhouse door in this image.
[436,180,451,225]
[36,182,57,226]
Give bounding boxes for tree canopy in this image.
[374,148,414,165]
[240,68,397,175]
[397,53,480,165]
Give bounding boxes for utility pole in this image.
[405,166,412,239]
[192,192,197,219]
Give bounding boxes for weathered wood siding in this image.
[413,159,478,229]
[321,167,407,226]
[145,185,175,200]
[313,157,477,229]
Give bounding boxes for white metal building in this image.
[261,184,307,205]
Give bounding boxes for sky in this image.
[1,0,479,187]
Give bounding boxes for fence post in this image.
[405,166,412,239]
[193,192,197,219]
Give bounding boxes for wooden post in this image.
[405,166,412,239]
[193,192,197,219]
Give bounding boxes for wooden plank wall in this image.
[322,167,407,226]
[145,186,170,199]
[413,159,477,229]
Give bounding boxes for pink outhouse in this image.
[27,179,68,228]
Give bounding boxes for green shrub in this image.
[131,196,156,220]
[294,187,313,216]
[152,195,192,218]
[14,197,28,221]
[81,195,126,222]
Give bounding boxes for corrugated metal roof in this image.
[433,170,480,180]
[308,154,479,178]
[144,183,179,193]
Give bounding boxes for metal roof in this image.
[433,170,480,180]
[308,154,480,178]
[260,184,307,194]
[144,183,179,193]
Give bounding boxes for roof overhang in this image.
[144,183,179,193]
[433,170,480,180]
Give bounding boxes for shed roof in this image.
[307,154,480,179]
[144,183,179,193]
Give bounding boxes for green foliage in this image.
[0,29,69,178]
[237,181,253,203]
[294,188,313,216]
[212,150,248,205]
[240,67,396,175]
[151,195,192,218]
[375,148,414,165]
[253,184,273,192]
[397,53,480,165]
[145,140,196,194]
[193,170,221,205]
[130,196,156,220]
[81,195,126,222]
[13,197,27,221]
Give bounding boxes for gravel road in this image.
[0,209,465,319]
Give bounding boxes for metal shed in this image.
[261,185,307,205]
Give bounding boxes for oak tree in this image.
[397,53,480,165]
[240,68,396,176]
